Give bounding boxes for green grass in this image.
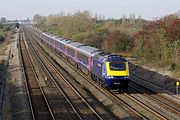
[0,24,10,42]
[0,29,6,42]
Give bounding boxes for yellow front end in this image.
[106,62,129,77]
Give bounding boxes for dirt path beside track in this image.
[1,30,31,120]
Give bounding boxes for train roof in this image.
[93,52,126,62]
[77,46,103,56]
[54,36,64,42]
[42,32,52,36]
[47,35,54,39]
[66,42,84,49]
[59,39,72,44]
[57,36,64,40]
[106,55,127,62]
[52,35,58,38]
[93,52,110,61]
[47,34,54,38]
[42,32,48,35]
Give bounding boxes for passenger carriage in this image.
[76,46,102,74]
[53,36,64,52]
[66,42,83,64]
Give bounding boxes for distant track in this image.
[19,29,55,120]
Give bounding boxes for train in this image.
[41,32,130,91]
[15,22,20,28]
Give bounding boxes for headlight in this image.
[108,76,114,79]
[124,76,129,79]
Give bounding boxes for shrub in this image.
[3,26,11,31]
[170,63,176,70]
[0,35,5,42]
[102,30,134,52]
[134,14,180,66]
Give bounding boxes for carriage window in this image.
[60,44,65,51]
[67,47,75,57]
[77,52,88,65]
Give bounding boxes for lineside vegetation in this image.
[0,23,11,42]
[33,11,180,73]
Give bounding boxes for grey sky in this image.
[0,0,180,20]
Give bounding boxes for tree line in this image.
[33,11,180,71]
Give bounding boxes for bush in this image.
[170,63,176,70]
[49,28,64,36]
[0,28,7,42]
[71,31,94,42]
[3,26,11,31]
[0,35,5,42]
[0,23,3,29]
[134,14,180,66]
[102,30,134,52]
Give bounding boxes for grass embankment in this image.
[0,23,11,43]
[0,29,6,43]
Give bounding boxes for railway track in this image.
[22,28,83,120]
[128,79,180,119]
[26,26,148,119]
[22,27,106,120]
[26,26,180,119]
[131,74,180,99]
[59,59,168,119]
[19,29,55,120]
[130,67,180,100]
[25,26,143,119]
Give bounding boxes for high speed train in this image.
[41,32,130,91]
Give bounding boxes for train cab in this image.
[92,53,129,91]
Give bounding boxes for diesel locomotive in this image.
[41,32,130,91]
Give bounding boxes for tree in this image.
[129,13,135,25]
[134,14,180,65]
[1,17,6,23]
[102,30,134,52]
[138,14,142,20]
[122,15,126,24]
[27,18,30,23]
[33,14,46,29]
[33,14,45,24]
[0,23,3,29]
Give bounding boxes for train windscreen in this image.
[109,62,126,71]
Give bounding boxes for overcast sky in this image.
[0,0,180,20]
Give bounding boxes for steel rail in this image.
[21,28,55,120]
[19,32,35,120]
[38,43,103,120]
[23,27,83,120]
[129,84,180,116]
[26,26,148,119]
[25,26,103,120]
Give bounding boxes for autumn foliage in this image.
[102,30,134,52]
[134,14,180,68]
[34,11,180,70]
